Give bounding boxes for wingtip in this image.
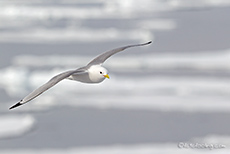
[9,101,23,110]
[147,40,152,44]
[142,41,152,46]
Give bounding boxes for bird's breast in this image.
[68,73,92,83]
[68,72,104,83]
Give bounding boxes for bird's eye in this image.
[100,71,102,74]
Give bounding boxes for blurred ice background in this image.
[1,0,230,153]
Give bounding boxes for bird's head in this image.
[88,65,109,83]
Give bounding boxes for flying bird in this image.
[9,41,152,110]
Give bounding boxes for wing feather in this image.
[87,41,152,66]
[9,69,85,109]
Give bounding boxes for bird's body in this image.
[67,65,109,83]
[9,41,151,110]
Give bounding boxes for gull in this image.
[9,41,152,110]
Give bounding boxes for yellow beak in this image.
[104,74,110,79]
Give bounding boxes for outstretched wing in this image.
[87,41,152,66]
[9,69,86,110]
